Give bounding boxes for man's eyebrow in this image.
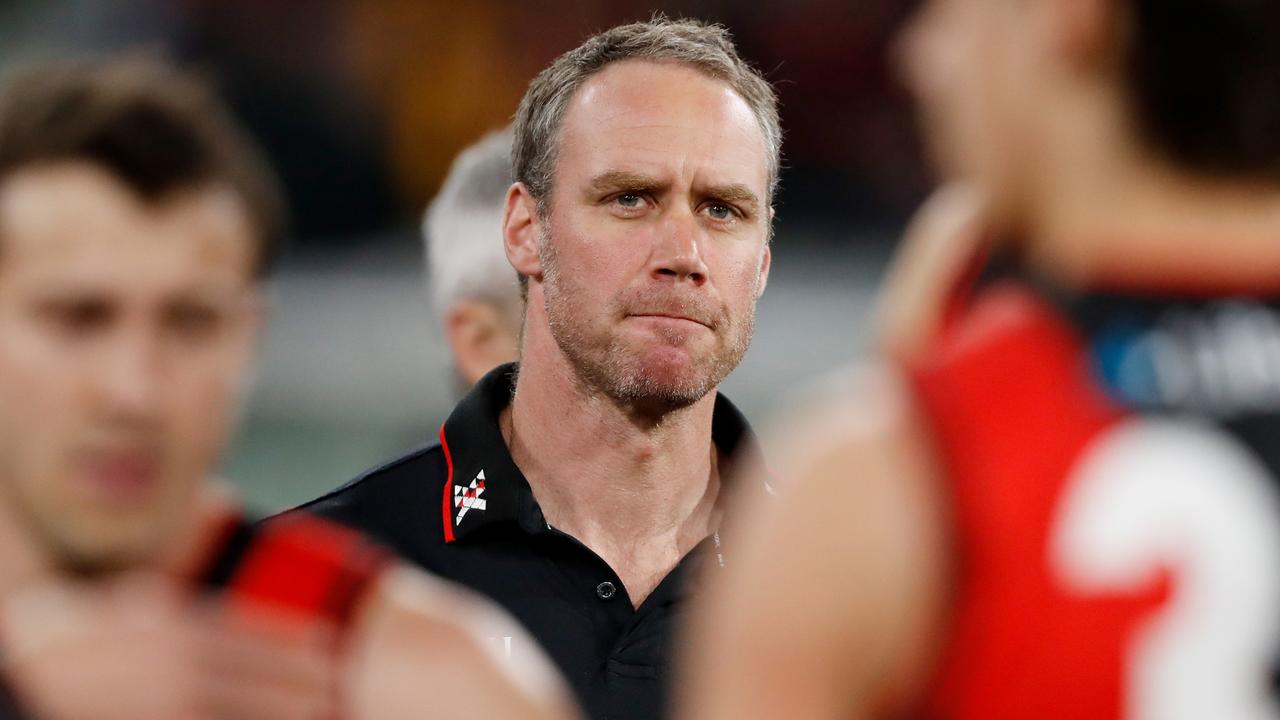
[704,183,761,214]
[587,171,763,214]
[588,170,666,194]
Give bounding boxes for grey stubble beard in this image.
[537,229,755,417]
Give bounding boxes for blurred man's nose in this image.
[651,207,709,286]
[98,329,163,418]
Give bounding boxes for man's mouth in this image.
[76,451,161,503]
[628,312,713,330]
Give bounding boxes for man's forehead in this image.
[0,163,255,276]
[558,60,769,192]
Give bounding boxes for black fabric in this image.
[296,362,763,720]
[196,511,260,590]
[973,257,1280,428]
[986,271,1280,489]
[0,674,28,720]
[1063,287,1280,507]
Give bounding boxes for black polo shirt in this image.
[295,363,763,720]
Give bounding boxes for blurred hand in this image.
[1,573,337,720]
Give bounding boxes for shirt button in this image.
[596,581,617,601]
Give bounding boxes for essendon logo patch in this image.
[454,470,487,524]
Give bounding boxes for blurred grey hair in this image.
[423,127,522,328]
[512,16,782,216]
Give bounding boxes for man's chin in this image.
[58,548,145,578]
[556,331,728,412]
[39,516,163,578]
[610,356,718,410]
[635,345,699,375]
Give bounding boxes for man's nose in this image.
[97,331,163,418]
[651,207,709,286]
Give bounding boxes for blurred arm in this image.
[677,363,948,720]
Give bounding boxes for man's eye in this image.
[166,305,221,339]
[42,302,112,334]
[616,192,644,209]
[706,203,735,221]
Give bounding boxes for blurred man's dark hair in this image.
[1127,0,1280,180]
[0,55,285,276]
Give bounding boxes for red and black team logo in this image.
[454,470,487,525]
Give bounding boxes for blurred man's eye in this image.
[38,300,114,336]
[165,303,223,340]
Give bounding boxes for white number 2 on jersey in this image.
[1051,418,1280,720]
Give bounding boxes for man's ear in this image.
[756,243,772,299]
[756,208,775,298]
[444,300,520,387]
[504,183,543,282]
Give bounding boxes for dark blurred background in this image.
[0,0,929,508]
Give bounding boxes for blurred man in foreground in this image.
[424,127,521,390]
[0,57,572,720]
[682,0,1280,718]
[302,17,777,719]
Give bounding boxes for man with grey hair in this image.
[300,16,779,720]
[425,127,522,390]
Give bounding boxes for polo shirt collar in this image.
[438,362,762,544]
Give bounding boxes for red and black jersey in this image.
[198,510,392,629]
[908,262,1280,719]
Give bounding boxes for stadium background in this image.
[0,0,929,510]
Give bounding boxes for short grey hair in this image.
[423,127,522,328]
[512,16,782,216]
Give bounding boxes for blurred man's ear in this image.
[444,300,520,387]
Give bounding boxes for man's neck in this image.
[1020,88,1280,289]
[162,482,242,580]
[504,349,722,607]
